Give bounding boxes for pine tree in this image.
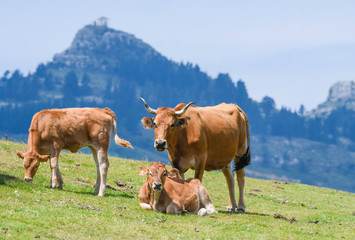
[79,73,92,96]
[63,71,79,105]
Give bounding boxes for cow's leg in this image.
[56,161,63,189]
[168,153,185,179]
[221,163,237,212]
[90,147,101,195]
[166,202,182,214]
[197,186,218,216]
[50,146,62,189]
[97,148,109,197]
[236,168,246,213]
[194,167,205,180]
[194,155,207,181]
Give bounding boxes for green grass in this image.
[0,140,354,239]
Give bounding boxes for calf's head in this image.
[16,150,50,182]
[140,162,180,192]
[140,98,194,152]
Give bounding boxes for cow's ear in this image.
[167,168,182,179]
[139,166,148,176]
[176,116,190,128]
[16,150,25,159]
[38,154,50,162]
[141,117,154,129]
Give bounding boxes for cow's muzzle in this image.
[152,182,162,191]
[24,177,33,183]
[154,139,167,152]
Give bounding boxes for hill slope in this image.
[1,140,354,239]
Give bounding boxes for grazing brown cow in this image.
[139,162,217,216]
[16,107,133,197]
[140,98,250,212]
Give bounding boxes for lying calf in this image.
[139,162,217,216]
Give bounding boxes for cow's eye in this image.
[153,122,157,128]
[35,163,40,168]
[170,122,175,128]
[149,171,153,176]
[163,171,167,176]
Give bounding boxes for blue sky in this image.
[1,0,354,110]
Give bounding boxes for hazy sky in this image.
[1,0,354,110]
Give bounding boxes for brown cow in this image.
[139,162,217,216]
[16,107,133,197]
[140,98,250,212]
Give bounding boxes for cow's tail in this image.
[111,115,133,149]
[234,109,251,171]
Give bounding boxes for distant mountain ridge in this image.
[0,23,354,192]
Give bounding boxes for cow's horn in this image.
[140,97,157,115]
[175,102,195,116]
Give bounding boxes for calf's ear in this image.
[38,154,50,162]
[141,117,154,129]
[139,166,148,176]
[16,151,25,159]
[168,168,182,179]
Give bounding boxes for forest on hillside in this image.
[1,66,354,148]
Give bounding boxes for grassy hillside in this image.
[0,140,354,239]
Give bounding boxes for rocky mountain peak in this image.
[327,81,355,102]
[52,24,159,69]
[308,80,355,118]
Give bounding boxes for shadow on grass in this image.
[46,186,135,198]
[0,173,22,185]
[218,210,270,217]
[244,211,270,217]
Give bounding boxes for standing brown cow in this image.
[140,98,250,212]
[16,107,133,197]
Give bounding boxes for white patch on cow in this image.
[205,203,218,214]
[140,203,152,210]
[188,156,195,167]
[198,208,208,216]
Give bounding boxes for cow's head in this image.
[16,150,50,182]
[140,98,194,152]
[139,162,180,192]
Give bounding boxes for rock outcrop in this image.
[308,80,355,118]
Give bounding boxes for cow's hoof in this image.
[198,208,208,216]
[226,206,236,213]
[237,208,245,213]
[98,192,105,197]
[208,209,218,215]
